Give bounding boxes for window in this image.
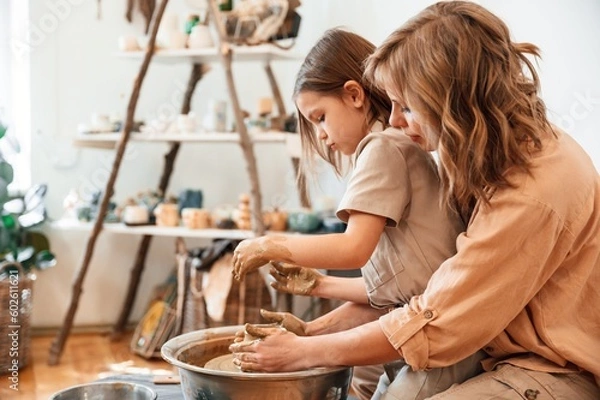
[0,0,32,192]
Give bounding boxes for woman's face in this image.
[295,86,367,156]
[387,91,440,152]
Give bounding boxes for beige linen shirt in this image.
[337,127,464,307]
[379,130,600,382]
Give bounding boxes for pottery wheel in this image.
[204,354,240,372]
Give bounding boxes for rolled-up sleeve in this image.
[379,188,567,370]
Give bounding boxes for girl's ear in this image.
[343,80,365,108]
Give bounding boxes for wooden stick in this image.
[264,63,286,118]
[48,0,171,366]
[174,237,188,335]
[207,0,265,236]
[112,63,206,338]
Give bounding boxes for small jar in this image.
[123,205,149,225]
[154,203,180,227]
[181,208,211,229]
[188,25,214,49]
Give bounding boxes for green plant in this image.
[0,119,55,276]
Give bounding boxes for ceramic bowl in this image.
[49,381,157,400]
[161,326,352,400]
[322,216,347,233]
[287,210,322,233]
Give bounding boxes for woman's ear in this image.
[343,80,365,108]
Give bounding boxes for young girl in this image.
[231,28,485,399]
[231,3,600,399]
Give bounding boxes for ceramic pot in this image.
[169,30,188,49]
[177,113,197,133]
[188,25,214,48]
[161,326,352,400]
[181,208,211,229]
[123,205,149,225]
[287,210,321,233]
[154,203,179,227]
[118,35,140,52]
[49,382,156,400]
[264,209,287,231]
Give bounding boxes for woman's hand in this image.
[269,261,322,296]
[259,309,308,336]
[232,237,270,280]
[229,328,311,372]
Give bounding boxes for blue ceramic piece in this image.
[287,211,322,233]
[178,189,203,213]
[322,216,347,233]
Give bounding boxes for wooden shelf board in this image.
[50,219,311,239]
[74,131,293,146]
[116,44,301,65]
[51,219,256,240]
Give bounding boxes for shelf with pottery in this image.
[50,219,316,240]
[116,44,300,65]
[73,130,297,150]
[49,0,307,365]
[51,219,254,240]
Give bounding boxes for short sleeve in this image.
[336,135,410,226]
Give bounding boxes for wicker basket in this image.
[183,253,273,333]
[0,262,34,374]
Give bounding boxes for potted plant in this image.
[0,118,55,275]
[0,118,56,373]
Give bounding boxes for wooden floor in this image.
[1,331,177,400]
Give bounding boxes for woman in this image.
[231,27,483,399]
[230,2,600,398]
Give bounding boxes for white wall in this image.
[20,0,600,328]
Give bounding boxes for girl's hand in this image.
[232,322,283,347]
[259,309,308,336]
[232,238,270,280]
[269,261,322,296]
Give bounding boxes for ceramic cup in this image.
[202,100,227,132]
[287,209,322,233]
[169,31,188,49]
[123,205,149,225]
[154,203,180,227]
[91,113,112,132]
[177,113,197,133]
[181,208,211,229]
[118,35,140,52]
[188,25,214,48]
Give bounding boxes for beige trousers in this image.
[351,350,487,400]
[428,364,600,400]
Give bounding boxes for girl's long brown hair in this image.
[293,28,391,201]
[365,1,552,217]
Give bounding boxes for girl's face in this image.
[295,82,368,156]
[387,91,440,152]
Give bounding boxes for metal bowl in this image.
[161,325,353,400]
[49,381,157,400]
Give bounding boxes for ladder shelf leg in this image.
[47,0,171,365]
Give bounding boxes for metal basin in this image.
[49,381,157,400]
[161,325,352,400]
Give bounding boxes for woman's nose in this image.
[389,108,408,129]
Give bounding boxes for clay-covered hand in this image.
[243,322,287,339]
[269,261,322,296]
[231,322,283,353]
[232,238,271,280]
[229,326,306,372]
[233,327,246,344]
[260,309,308,336]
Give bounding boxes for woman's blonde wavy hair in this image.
[293,28,391,201]
[365,1,553,217]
